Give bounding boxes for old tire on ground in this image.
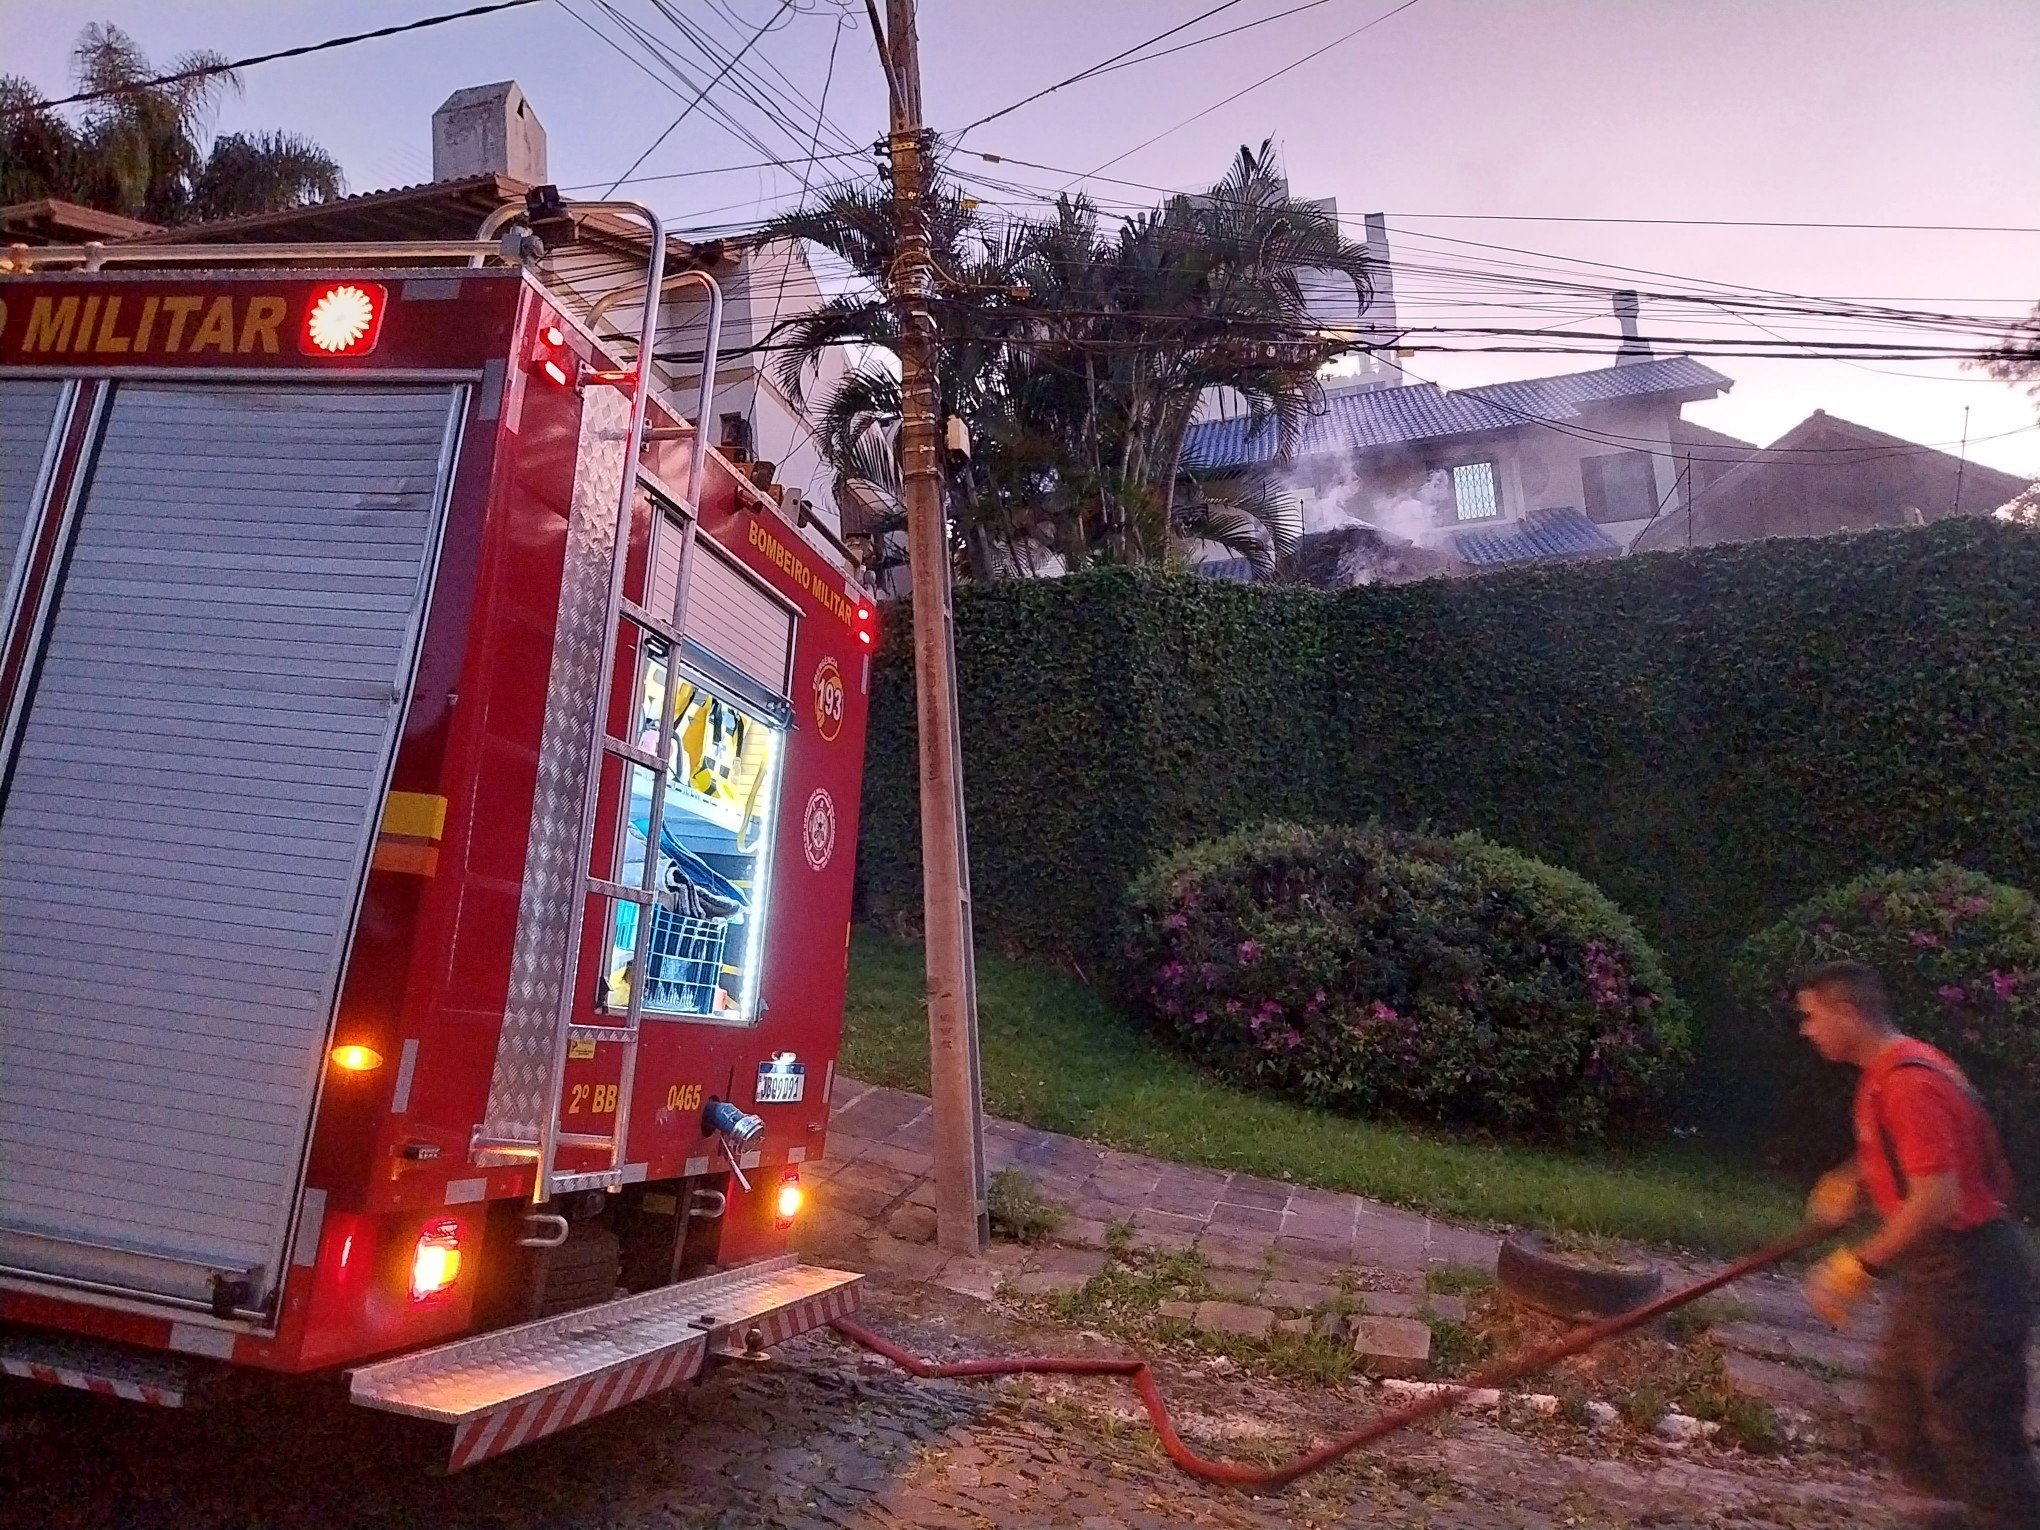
[1496,1232,1664,1320]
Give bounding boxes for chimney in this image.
[1613,289,1652,364]
[1361,212,1403,387]
[432,82,547,183]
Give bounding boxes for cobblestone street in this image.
[1,1078,1913,1529]
[2,1283,1899,1530]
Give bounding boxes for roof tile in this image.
[1185,357,1732,471]
[1452,507,1619,567]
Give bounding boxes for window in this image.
[603,641,784,1025]
[1582,450,1660,523]
[1450,461,1501,521]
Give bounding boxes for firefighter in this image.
[1794,959,2040,1529]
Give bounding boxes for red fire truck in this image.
[0,193,871,1468]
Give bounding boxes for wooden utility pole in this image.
[877,0,987,1255]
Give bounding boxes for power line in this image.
[558,147,870,193]
[954,0,1250,139]
[578,0,820,174]
[750,6,850,446]
[691,0,867,158]
[1062,0,1347,88]
[963,153,2040,235]
[638,0,864,161]
[941,158,2035,349]
[1078,0,1430,181]
[601,0,799,196]
[1389,211,2040,235]
[1,0,544,117]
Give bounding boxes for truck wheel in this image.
[1496,1232,1663,1320]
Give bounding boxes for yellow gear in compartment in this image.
[685,699,747,802]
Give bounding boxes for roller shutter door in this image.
[682,541,793,698]
[0,381,463,1309]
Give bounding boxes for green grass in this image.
[1424,1263,1497,1297]
[985,1167,1064,1244]
[842,929,1802,1255]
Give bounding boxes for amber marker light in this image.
[774,1171,804,1229]
[330,1043,383,1072]
[409,1220,463,1303]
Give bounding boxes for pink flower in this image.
[1936,983,1968,1006]
[1369,1000,1399,1026]
[1156,961,1186,986]
[1237,939,1262,965]
[1281,1028,1302,1050]
[1161,912,1189,933]
[1909,930,1943,948]
[1990,970,2023,1001]
[1224,999,1244,1016]
[1190,1010,1209,1027]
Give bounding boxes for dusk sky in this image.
[7,0,2037,475]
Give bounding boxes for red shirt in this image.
[1853,1038,2015,1228]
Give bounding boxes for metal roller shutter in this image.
[682,541,793,699]
[1,380,67,611]
[0,381,463,1310]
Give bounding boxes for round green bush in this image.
[1731,863,2040,1183]
[1120,822,1692,1141]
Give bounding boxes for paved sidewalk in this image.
[809,1078,1498,1277]
[801,1077,1879,1424]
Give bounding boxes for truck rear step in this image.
[347,1255,860,1470]
[1,1328,199,1407]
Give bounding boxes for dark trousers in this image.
[1872,1220,2040,1528]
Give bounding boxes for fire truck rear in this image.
[0,194,874,1467]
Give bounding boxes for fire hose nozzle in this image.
[704,1098,765,1147]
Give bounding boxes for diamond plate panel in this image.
[348,1255,861,1426]
[480,386,630,1145]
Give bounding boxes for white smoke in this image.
[1281,448,1452,550]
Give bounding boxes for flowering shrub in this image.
[1121,823,1692,1141]
[1732,864,2040,1185]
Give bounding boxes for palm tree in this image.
[1,23,341,225]
[761,142,1372,577]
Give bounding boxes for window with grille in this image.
[1451,461,1501,521]
[1583,450,1660,523]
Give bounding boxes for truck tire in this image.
[1496,1232,1663,1320]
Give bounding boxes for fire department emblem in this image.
[802,788,837,871]
[813,656,845,743]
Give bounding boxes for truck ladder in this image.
[473,195,723,1204]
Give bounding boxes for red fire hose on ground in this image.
[829,1222,1827,1491]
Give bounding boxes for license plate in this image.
[754,1054,805,1104]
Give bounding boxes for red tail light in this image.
[854,602,877,650]
[530,317,574,388]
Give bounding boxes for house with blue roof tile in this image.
[1181,305,1735,583]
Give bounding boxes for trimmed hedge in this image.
[1121,822,1692,1141]
[1732,864,2040,1183]
[860,519,2040,1122]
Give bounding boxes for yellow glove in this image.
[1804,1248,1876,1330]
[1806,1168,1864,1231]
